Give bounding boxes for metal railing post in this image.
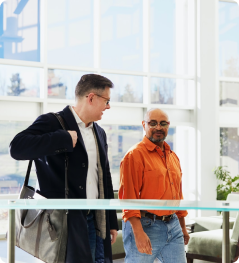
[7,207,15,263]
[222,211,230,263]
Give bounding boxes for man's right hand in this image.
[67,131,77,148]
[128,217,152,255]
[134,229,152,255]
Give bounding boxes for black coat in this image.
[10,106,118,263]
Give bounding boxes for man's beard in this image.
[148,131,166,143]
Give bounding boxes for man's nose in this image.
[155,124,163,129]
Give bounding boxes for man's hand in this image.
[178,217,190,245]
[110,229,118,244]
[67,131,77,148]
[134,229,152,255]
[182,227,190,245]
[128,217,152,255]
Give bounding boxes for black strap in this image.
[24,112,69,199]
[52,113,69,199]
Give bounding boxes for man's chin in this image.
[149,136,165,143]
[96,115,102,121]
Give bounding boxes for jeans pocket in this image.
[140,217,153,227]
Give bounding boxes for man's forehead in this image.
[146,109,168,120]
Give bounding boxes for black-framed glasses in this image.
[144,120,170,129]
[86,93,110,105]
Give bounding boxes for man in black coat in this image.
[10,74,118,263]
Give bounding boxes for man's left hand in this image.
[110,229,118,244]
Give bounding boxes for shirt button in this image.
[173,197,175,199]
[82,163,85,167]
[157,147,159,149]
[171,183,173,185]
[79,186,83,189]
[168,168,170,170]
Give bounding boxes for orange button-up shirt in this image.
[119,136,188,222]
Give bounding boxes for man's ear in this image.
[142,120,146,130]
[87,93,94,104]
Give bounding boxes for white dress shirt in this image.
[70,106,99,199]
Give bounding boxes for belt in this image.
[141,211,173,222]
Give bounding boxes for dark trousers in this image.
[87,211,105,263]
[65,210,93,263]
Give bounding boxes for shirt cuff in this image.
[122,210,141,222]
[176,210,188,218]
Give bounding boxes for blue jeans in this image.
[87,212,104,263]
[122,214,186,263]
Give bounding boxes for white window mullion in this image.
[143,0,150,105]
[42,0,48,114]
[94,0,100,74]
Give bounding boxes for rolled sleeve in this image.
[176,210,188,218]
[119,154,143,222]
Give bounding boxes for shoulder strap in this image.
[24,112,69,199]
[51,113,69,199]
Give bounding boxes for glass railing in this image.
[1,199,239,263]
[0,199,239,211]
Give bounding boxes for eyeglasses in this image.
[86,94,110,105]
[144,120,170,129]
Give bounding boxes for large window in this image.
[100,0,143,71]
[219,1,239,78]
[219,1,239,180]
[220,127,239,177]
[0,1,196,202]
[0,0,40,61]
[48,69,91,99]
[47,0,94,67]
[0,121,37,194]
[0,65,41,97]
[150,0,194,75]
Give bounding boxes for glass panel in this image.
[1,199,239,211]
[100,0,143,71]
[0,209,7,233]
[174,126,196,203]
[150,0,195,75]
[220,81,239,107]
[48,69,92,100]
[0,121,37,195]
[219,2,239,77]
[0,0,40,61]
[103,73,143,103]
[220,127,239,176]
[47,0,94,67]
[0,65,40,97]
[166,127,175,150]
[151,77,194,106]
[102,125,143,190]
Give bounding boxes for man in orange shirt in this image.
[119,108,189,263]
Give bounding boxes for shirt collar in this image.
[70,106,93,128]
[142,136,171,152]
